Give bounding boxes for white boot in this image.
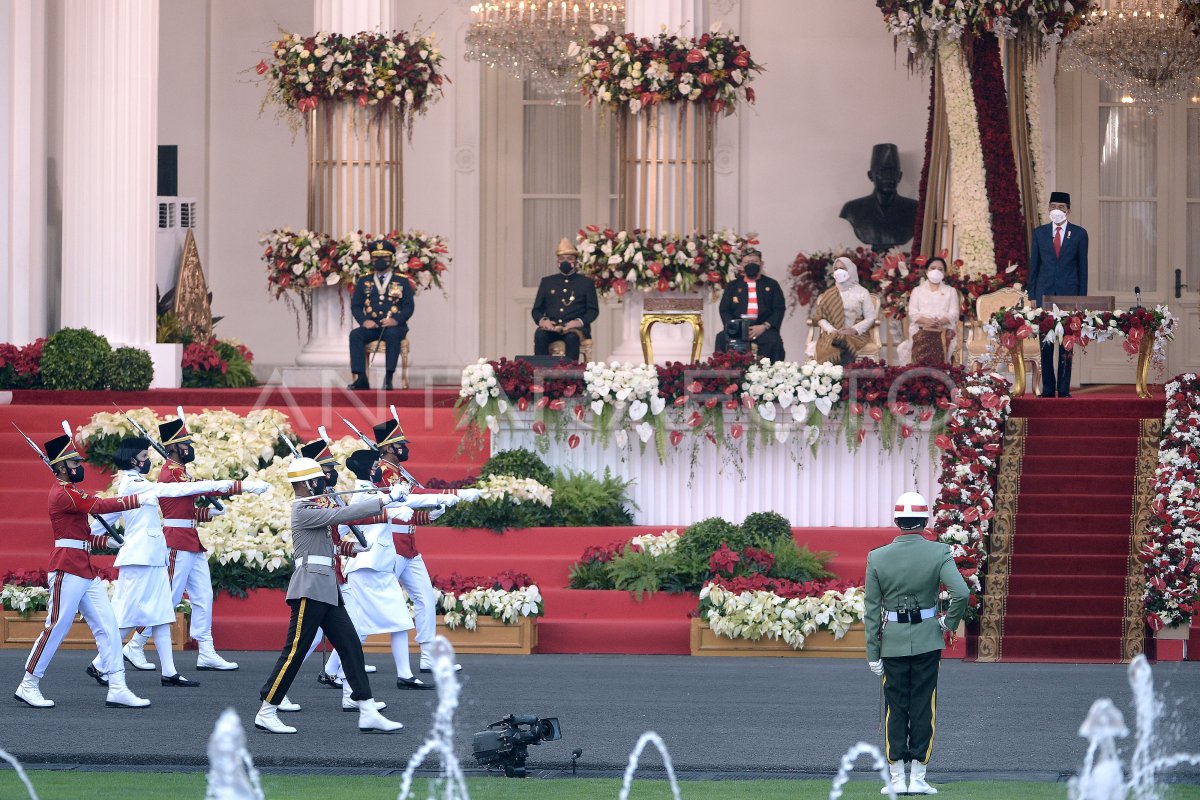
[105,671,150,708]
[122,639,155,671]
[342,680,386,712]
[195,641,239,671]
[277,695,301,712]
[364,664,377,673]
[357,700,403,733]
[881,761,906,795]
[254,702,297,734]
[13,675,54,708]
[908,761,938,795]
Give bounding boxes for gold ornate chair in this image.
[805,294,883,362]
[966,287,1040,394]
[548,330,593,363]
[365,338,411,389]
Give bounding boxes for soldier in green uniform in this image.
[864,491,970,796]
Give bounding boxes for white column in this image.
[60,0,159,351]
[626,0,706,37]
[296,0,397,370]
[0,2,48,345]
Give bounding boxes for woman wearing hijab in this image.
[808,256,877,366]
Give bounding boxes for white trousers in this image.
[24,571,122,679]
[168,549,214,644]
[393,554,436,645]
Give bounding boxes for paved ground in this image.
[3,650,1199,781]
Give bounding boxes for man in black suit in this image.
[347,240,414,391]
[715,248,786,362]
[1028,191,1089,397]
[531,238,600,361]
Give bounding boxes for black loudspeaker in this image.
[157,145,178,196]
[515,355,569,369]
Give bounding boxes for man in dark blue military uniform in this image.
[347,240,414,391]
[531,238,599,361]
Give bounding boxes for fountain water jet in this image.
[205,708,266,800]
[618,732,682,800]
[0,746,40,800]
[397,636,470,800]
[827,742,897,800]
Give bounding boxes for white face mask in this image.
[1049,209,1068,225]
[833,268,850,284]
[927,269,944,285]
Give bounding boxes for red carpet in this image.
[998,393,1165,662]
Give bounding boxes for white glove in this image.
[868,659,884,677]
[138,493,160,508]
[105,536,123,549]
[440,493,462,507]
[456,488,482,502]
[207,506,226,518]
[389,482,412,503]
[937,615,949,632]
[390,505,415,523]
[243,480,272,495]
[429,504,446,522]
[349,540,375,554]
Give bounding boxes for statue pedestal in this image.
[608,292,711,365]
[296,286,352,368]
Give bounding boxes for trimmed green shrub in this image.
[550,469,636,527]
[106,347,155,391]
[214,341,256,388]
[765,538,834,584]
[39,328,112,390]
[740,511,794,548]
[478,448,554,485]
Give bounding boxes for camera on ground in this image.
[472,714,562,777]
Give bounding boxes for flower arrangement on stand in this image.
[929,370,1012,618]
[988,305,1178,371]
[1141,373,1200,632]
[574,30,762,115]
[261,228,450,297]
[432,571,543,630]
[742,359,842,448]
[255,30,446,132]
[574,227,751,296]
[787,248,883,311]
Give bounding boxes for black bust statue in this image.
[839,143,919,253]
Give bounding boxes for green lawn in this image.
[3,772,1200,800]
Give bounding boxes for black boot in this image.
[383,371,395,391]
[347,374,370,391]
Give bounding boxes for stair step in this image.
[1011,533,1131,556]
[1014,513,1133,535]
[1018,475,1135,496]
[1001,615,1124,638]
[1019,455,1134,475]
[536,618,691,655]
[1023,436,1138,457]
[998,635,1123,662]
[1017,495,1132,515]
[1008,575,1126,596]
[1009,554,1130,576]
[1004,594,1125,617]
[1023,417,1143,437]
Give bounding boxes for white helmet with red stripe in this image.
[894,491,930,520]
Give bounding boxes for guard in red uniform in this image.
[123,414,248,672]
[14,430,152,709]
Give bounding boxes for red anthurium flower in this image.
[687,381,703,393]
[548,398,565,411]
[704,398,719,409]
[532,420,547,436]
[567,434,580,449]
[1016,324,1032,340]
[669,430,684,447]
[724,399,738,411]
[934,434,954,451]
[1000,332,1017,351]
[851,403,864,416]
[535,397,549,409]
[563,384,577,397]
[573,404,586,421]
[256,60,269,75]
[857,428,867,445]
[869,407,883,422]
[674,396,689,407]
[919,409,933,422]
[687,411,703,428]
[900,425,913,439]
[730,424,744,439]
[517,397,529,412]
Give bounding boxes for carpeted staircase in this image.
[997,394,1163,662]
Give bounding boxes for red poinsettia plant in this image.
[0,338,46,389]
[703,574,861,599]
[432,570,535,594]
[2,569,49,588]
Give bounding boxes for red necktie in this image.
[1054,226,1062,258]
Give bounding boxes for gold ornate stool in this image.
[640,297,704,364]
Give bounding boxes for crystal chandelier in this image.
[1060,0,1200,110]
[465,1,624,100]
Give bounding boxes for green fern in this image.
[767,538,834,583]
[550,468,636,526]
[605,548,678,601]
[568,559,614,590]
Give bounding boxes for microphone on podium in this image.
[1135,286,1142,308]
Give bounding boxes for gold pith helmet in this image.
[555,237,578,257]
[287,457,324,483]
[44,434,80,465]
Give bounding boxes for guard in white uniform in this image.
[89,437,270,687]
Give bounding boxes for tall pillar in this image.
[60,0,159,350]
[0,2,48,345]
[295,0,400,370]
[626,0,706,37]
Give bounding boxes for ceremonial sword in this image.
[115,405,226,513]
[275,427,368,548]
[14,422,124,544]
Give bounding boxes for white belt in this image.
[54,538,88,550]
[885,607,937,622]
[296,555,334,567]
[162,518,196,528]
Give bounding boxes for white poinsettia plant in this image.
[474,475,554,507]
[0,584,49,617]
[698,582,866,650]
[437,584,544,631]
[629,529,681,558]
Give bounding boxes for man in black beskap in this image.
[531,237,599,362]
[716,248,787,362]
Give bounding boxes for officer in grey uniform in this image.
[254,457,404,735]
[864,491,970,795]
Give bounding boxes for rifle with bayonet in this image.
[276,428,368,548]
[14,422,124,544]
[338,413,424,489]
[116,405,226,512]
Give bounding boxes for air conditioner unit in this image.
[155,196,198,302]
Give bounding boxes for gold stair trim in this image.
[1122,417,1162,662]
[977,416,1027,662]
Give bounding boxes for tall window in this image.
[1096,85,1158,293]
[1188,93,1200,293]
